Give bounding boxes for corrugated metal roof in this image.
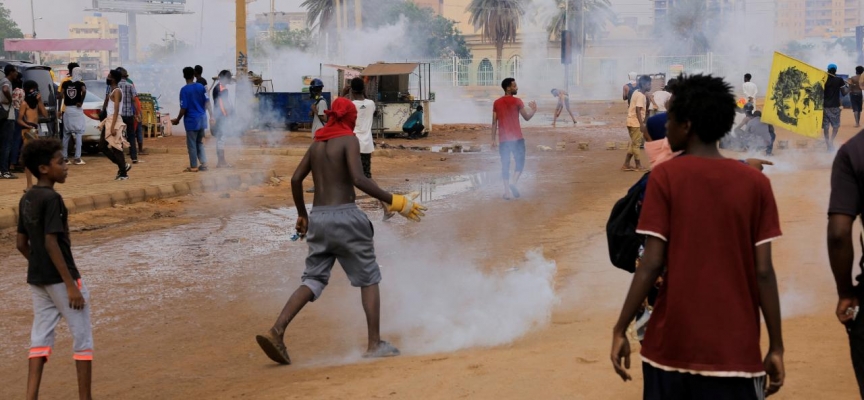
[360,63,419,76]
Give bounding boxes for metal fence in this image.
[419,53,764,100]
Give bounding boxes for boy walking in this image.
[610,74,785,399]
[172,66,214,172]
[17,138,93,400]
[492,78,537,200]
[255,97,427,364]
[622,75,650,171]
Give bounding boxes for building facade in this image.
[253,12,308,33]
[68,14,120,69]
[776,0,860,39]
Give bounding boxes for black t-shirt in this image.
[824,75,846,108]
[17,186,79,285]
[212,84,232,118]
[61,81,86,106]
[196,77,208,87]
[830,131,864,218]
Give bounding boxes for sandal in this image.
[363,341,400,358]
[184,167,199,173]
[255,332,291,365]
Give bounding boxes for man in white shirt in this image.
[742,73,757,101]
[309,78,328,138]
[348,77,394,220]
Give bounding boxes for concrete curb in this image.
[0,170,276,231]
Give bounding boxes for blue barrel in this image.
[257,92,332,131]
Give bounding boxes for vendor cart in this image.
[359,62,433,138]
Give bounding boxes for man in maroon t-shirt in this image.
[492,78,537,200]
[828,129,864,397]
[610,74,785,399]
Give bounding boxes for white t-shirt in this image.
[311,97,328,137]
[353,99,376,154]
[652,90,672,112]
[743,82,758,99]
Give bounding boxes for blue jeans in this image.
[0,118,15,173]
[186,129,208,168]
[10,110,23,166]
[498,139,526,181]
[63,130,84,160]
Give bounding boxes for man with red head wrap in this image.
[255,96,427,364]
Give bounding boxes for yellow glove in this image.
[387,192,427,222]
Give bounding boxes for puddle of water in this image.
[417,173,488,203]
[429,144,484,154]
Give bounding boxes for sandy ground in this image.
[0,102,861,399]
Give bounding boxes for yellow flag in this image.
[762,52,828,138]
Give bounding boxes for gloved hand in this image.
[387,192,427,222]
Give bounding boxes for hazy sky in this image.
[2,0,306,48]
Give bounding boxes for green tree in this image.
[659,0,710,54]
[0,1,26,56]
[369,1,471,59]
[263,28,318,53]
[547,0,615,53]
[467,0,525,80]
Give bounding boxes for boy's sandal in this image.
[184,167,199,173]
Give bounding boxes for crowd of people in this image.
[12,53,864,399]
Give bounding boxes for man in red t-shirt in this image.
[492,78,537,199]
[610,74,785,399]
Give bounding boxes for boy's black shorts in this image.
[642,362,766,400]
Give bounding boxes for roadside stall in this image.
[359,62,433,137]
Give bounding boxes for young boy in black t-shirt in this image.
[16,139,93,400]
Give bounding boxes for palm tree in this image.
[466,0,525,81]
[547,0,615,53]
[302,0,335,31]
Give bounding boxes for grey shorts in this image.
[824,107,842,129]
[302,204,380,300]
[29,279,93,361]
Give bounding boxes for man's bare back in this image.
[292,135,392,208]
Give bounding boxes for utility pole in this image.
[236,0,248,76]
[355,0,362,30]
[269,0,275,38]
[30,0,41,63]
[335,0,343,59]
[199,1,205,45]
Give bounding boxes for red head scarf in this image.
[313,97,358,142]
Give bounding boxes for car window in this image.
[84,91,103,103]
[22,69,56,105]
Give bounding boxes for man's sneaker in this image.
[132,159,139,164]
[1,172,18,179]
[115,175,129,181]
[73,159,86,165]
[125,164,132,173]
[64,158,71,165]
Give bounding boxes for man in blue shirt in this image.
[171,67,213,172]
[402,105,425,140]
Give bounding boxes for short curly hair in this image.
[668,74,737,144]
[22,138,62,178]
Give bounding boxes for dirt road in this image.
[0,107,860,399]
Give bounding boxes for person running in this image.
[17,80,47,191]
[551,88,577,127]
[211,70,234,168]
[348,77,395,220]
[171,66,213,172]
[610,74,784,399]
[402,105,425,139]
[827,126,864,398]
[824,63,847,152]
[622,75,650,172]
[492,78,537,200]
[850,66,863,128]
[255,96,427,364]
[17,138,94,400]
[98,69,130,181]
[60,67,87,166]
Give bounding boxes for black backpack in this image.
[626,82,639,105]
[607,172,650,273]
